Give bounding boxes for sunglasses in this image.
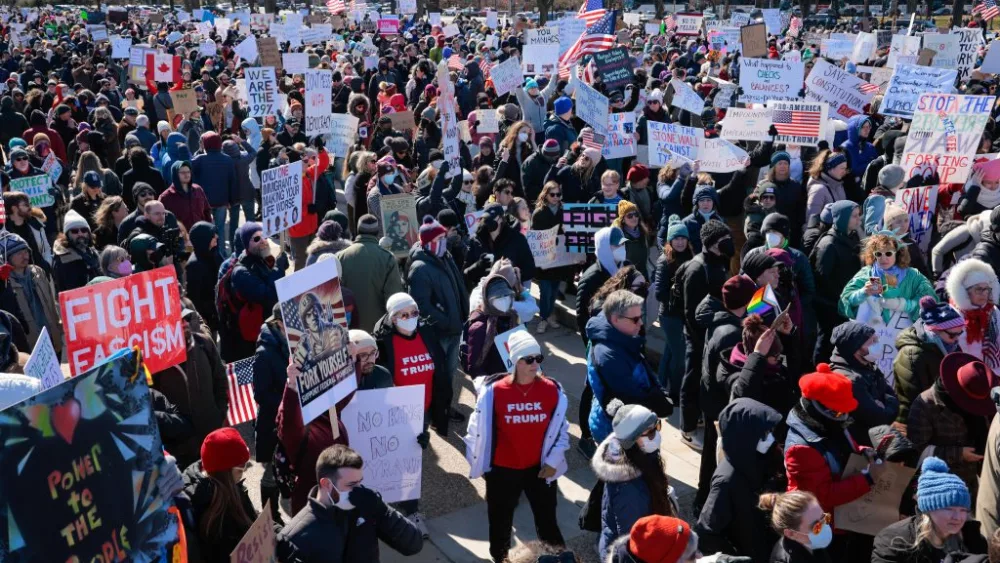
[13,156,28,162]
[625,212,638,219]
[396,310,419,320]
[68,228,89,235]
[521,354,544,365]
[647,100,661,105]
[549,192,562,198]
[464,180,474,184]
[873,250,894,258]
[809,513,832,535]
[622,315,643,325]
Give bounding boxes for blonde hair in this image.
[759,490,816,532]
[861,233,911,268]
[911,513,964,551]
[601,169,621,186]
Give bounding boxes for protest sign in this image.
[675,13,703,36]
[41,152,61,187]
[388,110,416,132]
[380,193,419,257]
[699,138,751,173]
[325,113,359,158]
[86,24,108,41]
[923,32,960,69]
[23,327,63,390]
[669,78,705,114]
[835,454,917,536]
[881,64,959,118]
[230,501,276,563]
[60,266,185,375]
[527,227,560,269]
[805,59,876,120]
[491,56,523,96]
[522,45,560,76]
[720,107,773,142]
[563,204,618,253]
[592,47,634,91]
[783,49,802,63]
[713,80,738,109]
[954,27,983,81]
[111,35,131,58]
[234,34,258,63]
[645,23,660,35]
[730,12,751,27]
[170,88,199,116]
[199,40,217,57]
[741,23,768,58]
[983,40,1000,74]
[889,35,920,67]
[738,58,804,104]
[901,94,991,186]
[647,121,699,167]
[478,110,500,134]
[852,31,877,63]
[282,52,309,74]
[761,8,782,34]
[250,13,273,30]
[276,259,356,425]
[429,12,441,26]
[244,67,278,118]
[443,23,460,37]
[603,112,637,159]
[822,37,854,60]
[558,17,588,56]
[257,37,281,70]
[870,310,913,382]
[486,10,498,26]
[0,348,177,561]
[525,26,560,45]
[302,24,333,45]
[896,184,939,255]
[575,80,610,135]
[261,160,303,237]
[340,386,424,502]
[10,174,52,208]
[494,325,529,370]
[378,15,399,35]
[304,69,333,136]
[438,63,462,180]
[767,100,826,147]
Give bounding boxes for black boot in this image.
[261,484,284,525]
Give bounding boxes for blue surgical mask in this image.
[382,171,397,184]
[807,523,833,549]
[698,209,714,220]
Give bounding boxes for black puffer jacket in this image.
[464,217,536,287]
[970,207,1000,278]
[182,461,258,563]
[407,244,468,337]
[829,350,899,448]
[253,319,289,463]
[721,345,798,437]
[872,515,987,563]
[696,398,784,562]
[675,251,730,339]
[770,537,834,563]
[185,222,224,333]
[696,295,743,421]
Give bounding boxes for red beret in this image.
[799,364,858,413]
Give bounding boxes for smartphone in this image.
[870,277,883,294]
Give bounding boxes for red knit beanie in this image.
[799,364,858,414]
[419,216,447,246]
[201,428,250,473]
[628,516,692,563]
[626,164,649,184]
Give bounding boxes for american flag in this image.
[479,58,493,79]
[858,81,880,94]
[772,108,822,137]
[0,197,6,227]
[663,15,676,30]
[559,11,616,73]
[974,0,1000,20]
[326,0,347,13]
[226,357,258,426]
[448,54,465,71]
[280,292,349,350]
[581,128,605,150]
[577,0,607,25]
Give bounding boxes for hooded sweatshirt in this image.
[841,115,877,181]
[159,160,212,230]
[221,139,258,201]
[191,131,238,208]
[160,131,189,184]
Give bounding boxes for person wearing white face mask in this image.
[591,398,678,561]
[759,490,834,562]
[462,274,520,378]
[276,444,424,563]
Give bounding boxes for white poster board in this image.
[738,58,804,104]
[261,160,303,237]
[881,64,958,118]
[699,138,750,173]
[575,81,609,135]
[804,59,876,120]
[670,78,705,114]
[491,56,524,96]
[326,113,360,157]
[603,112,637,159]
[720,107,773,142]
[245,67,278,117]
[304,69,333,136]
[23,327,63,390]
[647,121,700,166]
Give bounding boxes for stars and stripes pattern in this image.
[559,11,616,74]
[663,15,676,30]
[858,82,880,94]
[479,58,493,79]
[326,0,347,13]
[280,293,349,349]
[448,54,465,71]
[974,0,1000,20]
[226,357,257,426]
[581,128,605,150]
[577,0,607,25]
[772,108,822,137]
[0,197,6,227]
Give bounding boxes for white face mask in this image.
[612,246,627,264]
[326,483,355,511]
[765,232,783,249]
[638,431,661,453]
[863,348,879,363]
[491,296,513,312]
[756,432,776,454]
[518,132,529,143]
[396,317,418,333]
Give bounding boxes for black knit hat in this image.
[741,252,777,281]
[437,208,460,229]
[700,220,731,249]
[760,213,791,239]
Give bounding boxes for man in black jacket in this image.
[277,445,423,563]
[674,220,734,453]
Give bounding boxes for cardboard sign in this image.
[491,56,524,96]
[741,23,768,58]
[261,160,303,237]
[562,204,618,253]
[881,64,959,118]
[699,137,750,173]
[0,348,177,561]
[230,501,276,563]
[325,113,360,158]
[767,100,826,147]
[896,185,939,255]
[60,266,186,375]
[721,107,773,142]
[23,326,63,390]
[340,386,424,502]
[388,110,416,131]
[245,67,278,117]
[738,58,804,104]
[669,78,704,114]
[380,193,419,258]
[603,112,637,159]
[170,89,199,116]
[522,45,560,76]
[494,324,529,369]
[805,59,876,120]
[304,69,333,136]
[901,94,991,185]
[10,175,52,208]
[575,80,610,135]
[527,227,560,269]
[257,37,281,70]
[675,13,703,36]
[276,258,356,425]
[592,47,634,91]
[835,454,917,536]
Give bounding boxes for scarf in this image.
[11,269,45,328]
[963,302,1000,367]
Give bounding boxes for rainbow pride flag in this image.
[747,285,779,316]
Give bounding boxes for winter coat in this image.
[522,151,557,204]
[592,437,666,561]
[698,295,744,420]
[6,216,52,271]
[893,323,947,424]
[220,140,258,202]
[122,152,168,205]
[191,135,238,207]
[463,373,570,481]
[722,346,799,430]
[150,387,193,451]
[52,238,101,293]
[159,132,190,187]
[841,115,878,184]
[159,162,213,231]
[946,258,1000,371]
[225,252,284,360]
[769,537,834,563]
[8,265,62,355]
[828,352,900,447]
[464,218,536,287]
[811,204,861,321]
[544,163,602,205]
[181,461,258,563]
[276,486,423,563]
[806,174,848,225]
[184,222,224,333]
[514,81,558,134]
[682,211,724,254]
[976,414,1000,540]
[253,320,289,463]
[543,115,578,154]
[335,235,403,333]
[696,399,784,562]
[586,312,665,443]
[462,308,515,378]
[933,211,990,278]
[675,251,731,339]
[654,250,693,318]
[783,404,871,520]
[839,265,935,323]
[406,245,468,337]
[743,244,816,306]
[305,239,350,267]
[872,515,987,563]
[577,261,612,344]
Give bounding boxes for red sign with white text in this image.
[59,266,187,375]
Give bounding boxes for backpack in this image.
[215,257,262,342]
[272,434,309,498]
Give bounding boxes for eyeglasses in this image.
[647,100,661,105]
[640,419,663,439]
[969,285,993,295]
[549,192,562,198]
[357,349,380,362]
[396,310,419,320]
[68,228,89,235]
[521,354,544,365]
[809,513,832,535]
[13,156,28,162]
[873,250,894,258]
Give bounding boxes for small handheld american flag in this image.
[858,82,880,95]
[581,129,605,150]
[448,54,465,71]
[226,356,258,426]
[974,0,1000,20]
[559,11,616,75]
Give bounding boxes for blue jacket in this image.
[543,115,577,153]
[592,436,655,560]
[159,132,189,185]
[192,137,239,207]
[132,126,158,153]
[586,312,660,443]
[840,115,877,181]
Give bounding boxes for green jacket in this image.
[838,265,935,323]
[335,235,404,333]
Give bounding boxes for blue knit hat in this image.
[823,153,848,172]
[524,78,539,91]
[236,221,262,252]
[919,296,966,331]
[554,96,573,116]
[692,185,718,206]
[917,457,970,513]
[666,214,689,241]
[770,151,790,167]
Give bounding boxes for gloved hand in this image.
[416,431,430,449]
[768,124,779,137]
[347,486,380,514]
[157,455,184,499]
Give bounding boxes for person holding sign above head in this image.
[465,330,569,563]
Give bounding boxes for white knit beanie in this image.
[63,209,89,235]
[348,329,376,350]
[386,292,418,319]
[506,330,541,372]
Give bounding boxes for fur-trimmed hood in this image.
[306,238,350,259]
[591,435,642,483]
[947,257,1000,311]
[604,535,638,563]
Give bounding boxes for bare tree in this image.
[539,0,553,24]
[799,0,811,18]
[952,0,965,27]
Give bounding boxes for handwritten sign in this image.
[230,501,276,563]
[647,121,700,166]
[923,32,960,69]
[491,56,523,96]
[527,227,560,268]
[670,78,704,114]
[852,31,877,64]
[805,59,876,120]
[901,94,991,185]
[282,53,309,74]
[257,37,281,70]
[592,47,634,91]
[896,185,939,255]
[721,107,773,142]
[170,89,199,116]
[835,454,917,536]
[603,112,637,159]
[738,58,804,104]
[881,64,958,118]
[575,80,609,135]
[675,13,703,36]
[10,175,53,208]
[304,69,333,136]
[261,160,303,237]
[889,35,920,67]
[111,35,131,58]
[741,23,768,58]
[494,324,529,369]
[23,327,63,390]
[340,386,424,502]
[244,67,278,117]
[326,113,359,157]
[699,138,750,173]
[954,27,983,81]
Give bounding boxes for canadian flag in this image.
[145,53,182,84]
